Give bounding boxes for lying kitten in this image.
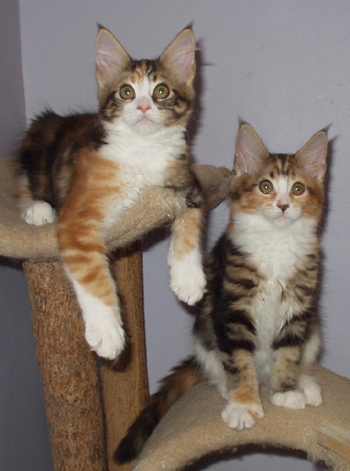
[115,123,327,463]
[17,27,206,360]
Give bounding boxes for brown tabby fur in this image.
[115,124,328,463]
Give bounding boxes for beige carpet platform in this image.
[134,365,350,470]
[0,156,349,471]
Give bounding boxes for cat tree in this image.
[0,156,349,471]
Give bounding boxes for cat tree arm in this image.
[0,158,232,261]
[134,364,350,470]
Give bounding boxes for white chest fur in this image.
[233,212,316,281]
[99,121,186,228]
[232,212,317,384]
[102,121,186,187]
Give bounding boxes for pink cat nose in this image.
[137,100,151,113]
[278,203,289,212]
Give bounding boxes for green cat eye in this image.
[292,182,305,195]
[153,84,170,99]
[259,180,274,194]
[119,84,135,100]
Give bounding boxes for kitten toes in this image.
[21,200,56,225]
[170,271,206,305]
[270,390,306,409]
[85,317,126,360]
[169,254,206,305]
[69,279,126,360]
[298,374,322,406]
[221,401,264,430]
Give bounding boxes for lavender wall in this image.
[0,1,52,470]
[2,1,349,469]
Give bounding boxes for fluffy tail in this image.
[114,356,202,464]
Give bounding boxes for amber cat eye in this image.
[119,84,135,100]
[153,84,170,99]
[259,180,274,194]
[291,182,305,195]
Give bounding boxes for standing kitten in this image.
[115,123,327,463]
[17,27,206,360]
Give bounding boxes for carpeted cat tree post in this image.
[21,249,147,471]
[1,156,350,471]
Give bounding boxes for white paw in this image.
[21,200,56,225]
[221,401,264,430]
[299,375,322,407]
[85,316,125,360]
[67,275,126,361]
[271,390,306,409]
[169,253,206,305]
[170,267,206,305]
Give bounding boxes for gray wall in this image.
[0,1,52,470]
[0,0,25,154]
[1,1,349,470]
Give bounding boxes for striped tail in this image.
[114,356,202,464]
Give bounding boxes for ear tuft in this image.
[96,28,131,89]
[235,124,269,174]
[296,131,328,180]
[159,28,196,85]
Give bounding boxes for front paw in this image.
[21,200,56,225]
[221,401,264,430]
[170,259,206,305]
[85,317,125,360]
[271,390,306,409]
[299,374,322,406]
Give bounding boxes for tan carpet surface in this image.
[134,364,350,470]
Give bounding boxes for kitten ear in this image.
[295,131,328,180]
[159,27,196,85]
[235,124,269,175]
[96,28,131,89]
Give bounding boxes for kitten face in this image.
[117,75,169,131]
[96,28,196,134]
[104,67,190,133]
[230,124,327,228]
[235,155,323,227]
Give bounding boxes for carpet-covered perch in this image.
[0,157,349,471]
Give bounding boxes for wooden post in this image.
[100,244,149,471]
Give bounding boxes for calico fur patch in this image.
[17,27,206,360]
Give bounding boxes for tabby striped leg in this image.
[270,346,307,409]
[167,206,206,305]
[56,151,127,360]
[271,345,323,409]
[58,225,125,360]
[221,350,264,430]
